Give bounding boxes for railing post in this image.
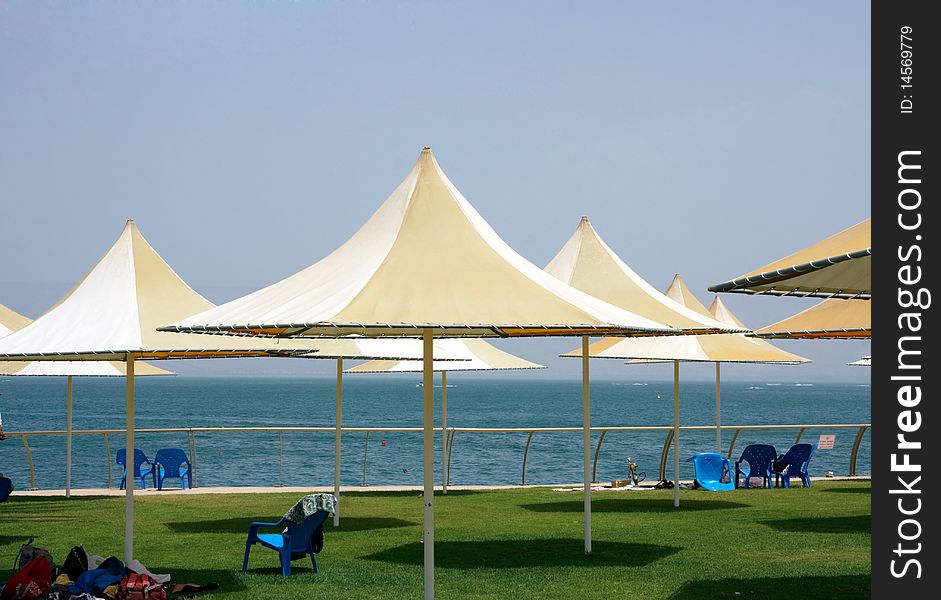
[794,427,807,444]
[446,430,457,486]
[521,431,535,485]
[277,431,284,487]
[591,430,608,483]
[362,431,370,487]
[20,434,37,491]
[849,426,868,476]
[658,429,674,481]
[191,432,198,488]
[103,433,112,489]
[727,428,743,459]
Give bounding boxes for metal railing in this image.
[4,422,870,491]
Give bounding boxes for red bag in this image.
[1,555,53,600]
[117,573,167,600]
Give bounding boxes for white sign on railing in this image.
[818,434,836,450]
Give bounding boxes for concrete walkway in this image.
[11,476,870,497]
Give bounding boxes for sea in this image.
[0,377,871,490]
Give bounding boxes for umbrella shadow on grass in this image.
[758,515,870,534]
[520,498,748,514]
[669,574,869,599]
[364,539,680,569]
[166,516,417,534]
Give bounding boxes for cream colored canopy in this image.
[0,221,320,361]
[755,298,871,340]
[1,304,31,337]
[165,148,677,339]
[0,360,174,377]
[544,217,739,334]
[709,218,871,299]
[347,338,545,373]
[0,303,174,376]
[564,276,809,364]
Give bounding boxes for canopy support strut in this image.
[334,358,343,527]
[422,329,435,600]
[124,354,135,564]
[582,335,592,554]
[715,362,722,453]
[673,360,680,508]
[66,375,73,499]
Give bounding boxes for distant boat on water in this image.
[416,382,456,388]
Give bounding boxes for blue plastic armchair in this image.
[116,448,157,490]
[0,474,12,502]
[687,452,735,491]
[771,443,816,488]
[153,448,192,490]
[243,510,330,576]
[735,444,777,489]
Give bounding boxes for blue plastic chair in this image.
[153,448,192,490]
[687,452,735,491]
[243,510,330,576]
[771,443,816,488]
[116,448,157,490]
[0,475,12,502]
[735,444,777,489]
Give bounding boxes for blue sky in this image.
[0,2,870,381]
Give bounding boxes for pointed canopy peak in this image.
[0,221,317,359]
[708,297,749,329]
[664,274,712,318]
[1,304,33,337]
[168,149,675,338]
[543,220,737,334]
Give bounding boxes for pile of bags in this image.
[2,540,212,600]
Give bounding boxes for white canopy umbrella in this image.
[164,147,690,599]
[545,219,747,506]
[709,218,871,299]
[348,338,545,493]
[0,221,329,564]
[1,304,175,497]
[755,298,871,340]
[848,355,871,367]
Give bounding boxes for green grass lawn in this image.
[0,481,871,599]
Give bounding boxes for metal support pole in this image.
[715,363,722,453]
[334,358,342,527]
[66,376,73,498]
[582,335,592,554]
[124,354,135,565]
[441,371,447,494]
[422,329,435,600]
[673,360,680,508]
